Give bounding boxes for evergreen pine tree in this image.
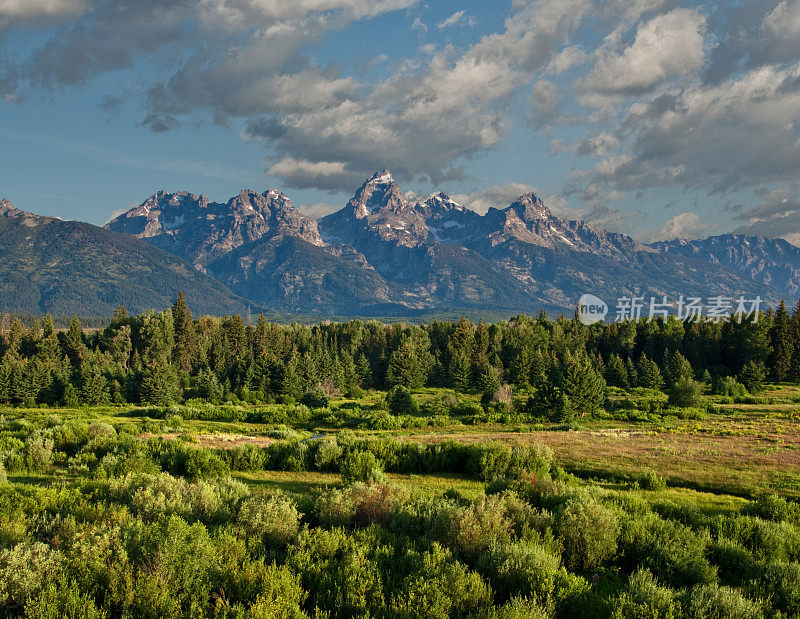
[769,300,793,382]
[557,350,606,418]
[509,347,531,388]
[139,361,180,406]
[739,361,767,394]
[386,340,426,388]
[604,354,629,388]
[662,350,693,388]
[530,349,550,391]
[448,352,472,392]
[625,357,638,388]
[172,292,196,372]
[0,357,14,404]
[196,368,223,403]
[79,364,108,405]
[636,354,664,390]
[63,316,87,365]
[279,357,303,401]
[111,305,129,329]
[476,362,501,396]
[339,352,360,396]
[790,299,800,382]
[355,353,372,389]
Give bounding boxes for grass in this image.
[233,470,486,501]
[4,382,800,502]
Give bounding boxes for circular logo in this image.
[577,294,608,325]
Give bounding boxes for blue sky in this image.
[1,0,799,243]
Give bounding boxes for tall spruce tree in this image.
[790,299,800,381]
[663,350,693,388]
[557,350,606,418]
[79,363,108,405]
[636,354,663,390]
[386,340,426,389]
[63,316,87,366]
[172,293,196,372]
[769,300,794,382]
[604,354,629,388]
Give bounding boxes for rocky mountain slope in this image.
[0,199,253,316]
[652,235,800,299]
[99,171,800,315]
[107,188,392,314]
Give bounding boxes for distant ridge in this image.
[105,171,786,314]
[0,199,255,316]
[7,170,793,317]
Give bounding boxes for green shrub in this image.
[618,512,716,588]
[313,437,343,471]
[339,451,385,484]
[184,448,229,479]
[98,451,160,477]
[267,440,310,472]
[110,472,247,523]
[224,444,266,472]
[315,483,404,529]
[465,442,552,482]
[50,422,89,456]
[638,471,667,491]
[558,498,620,572]
[287,527,387,617]
[386,385,420,416]
[479,597,549,618]
[124,515,216,617]
[714,515,800,564]
[363,411,402,430]
[476,541,561,602]
[0,541,62,609]
[301,389,329,409]
[237,494,302,548]
[242,564,307,618]
[24,431,54,471]
[23,575,106,618]
[668,377,704,408]
[610,569,678,619]
[450,495,515,559]
[711,376,748,398]
[753,561,800,615]
[0,460,6,485]
[390,544,493,617]
[743,493,798,523]
[707,538,756,586]
[314,487,357,528]
[680,583,762,618]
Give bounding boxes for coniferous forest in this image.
[1,294,800,617]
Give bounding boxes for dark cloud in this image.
[733,189,800,244]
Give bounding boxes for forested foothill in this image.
[1,294,799,617]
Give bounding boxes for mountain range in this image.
[1,171,798,317]
[0,198,254,316]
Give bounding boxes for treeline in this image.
[1,293,798,414]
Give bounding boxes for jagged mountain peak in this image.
[107,187,325,267]
[140,190,210,211]
[369,169,394,184]
[507,193,551,221]
[226,188,294,215]
[350,169,407,217]
[425,192,465,212]
[0,198,51,227]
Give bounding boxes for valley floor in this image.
[1,384,799,616]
